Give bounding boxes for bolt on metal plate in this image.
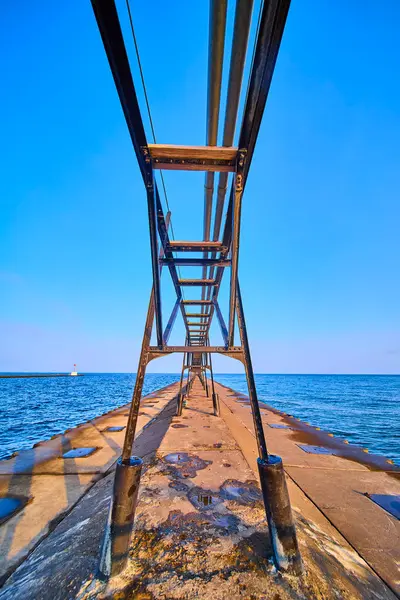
[62,447,97,459]
[104,426,125,432]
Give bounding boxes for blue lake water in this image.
[0,373,398,465]
[217,373,400,466]
[0,373,177,460]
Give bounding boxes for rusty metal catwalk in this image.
[91,0,301,581]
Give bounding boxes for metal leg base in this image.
[98,456,143,579]
[257,455,302,575]
[212,392,220,416]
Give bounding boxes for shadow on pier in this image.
[0,386,180,597]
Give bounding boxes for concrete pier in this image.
[0,380,398,599]
[0,382,177,585]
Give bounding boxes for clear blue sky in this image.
[1,1,399,374]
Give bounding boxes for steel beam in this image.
[90,0,190,339]
[182,300,212,305]
[206,0,291,338]
[228,149,246,346]
[144,160,163,347]
[236,281,268,460]
[167,240,226,252]
[214,300,229,346]
[149,345,242,353]
[160,258,230,267]
[163,298,181,345]
[92,0,296,579]
[178,279,217,286]
[209,0,254,287]
[90,0,147,179]
[202,0,228,315]
[148,144,236,172]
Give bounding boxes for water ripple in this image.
[215,374,400,465]
[0,373,178,459]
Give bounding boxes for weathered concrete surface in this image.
[0,379,397,600]
[217,383,400,598]
[0,381,180,585]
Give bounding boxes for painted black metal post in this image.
[98,320,148,577]
[207,342,220,416]
[144,151,163,347]
[98,456,142,579]
[99,210,171,578]
[177,350,186,416]
[228,149,246,347]
[236,282,302,574]
[203,354,210,397]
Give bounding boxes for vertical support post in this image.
[236,281,302,574]
[177,351,186,416]
[203,354,209,397]
[98,456,142,579]
[143,147,163,347]
[228,149,246,347]
[186,353,192,399]
[98,207,172,578]
[208,342,220,416]
[199,372,206,390]
[235,281,267,460]
[214,300,229,347]
[99,290,152,577]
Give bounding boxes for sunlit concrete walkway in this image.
[0,382,180,584]
[215,381,400,597]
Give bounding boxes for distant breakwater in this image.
[0,374,84,379]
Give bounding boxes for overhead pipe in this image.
[210,0,291,310]
[205,0,254,313]
[203,0,228,238]
[213,0,254,243]
[201,0,228,312]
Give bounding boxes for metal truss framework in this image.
[92,0,301,580]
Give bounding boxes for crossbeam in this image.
[178,279,217,286]
[182,300,212,305]
[160,258,230,267]
[149,346,242,353]
[148,144,237,172]
[167,240,226,253]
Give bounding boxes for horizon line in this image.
[1,371,400,377]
